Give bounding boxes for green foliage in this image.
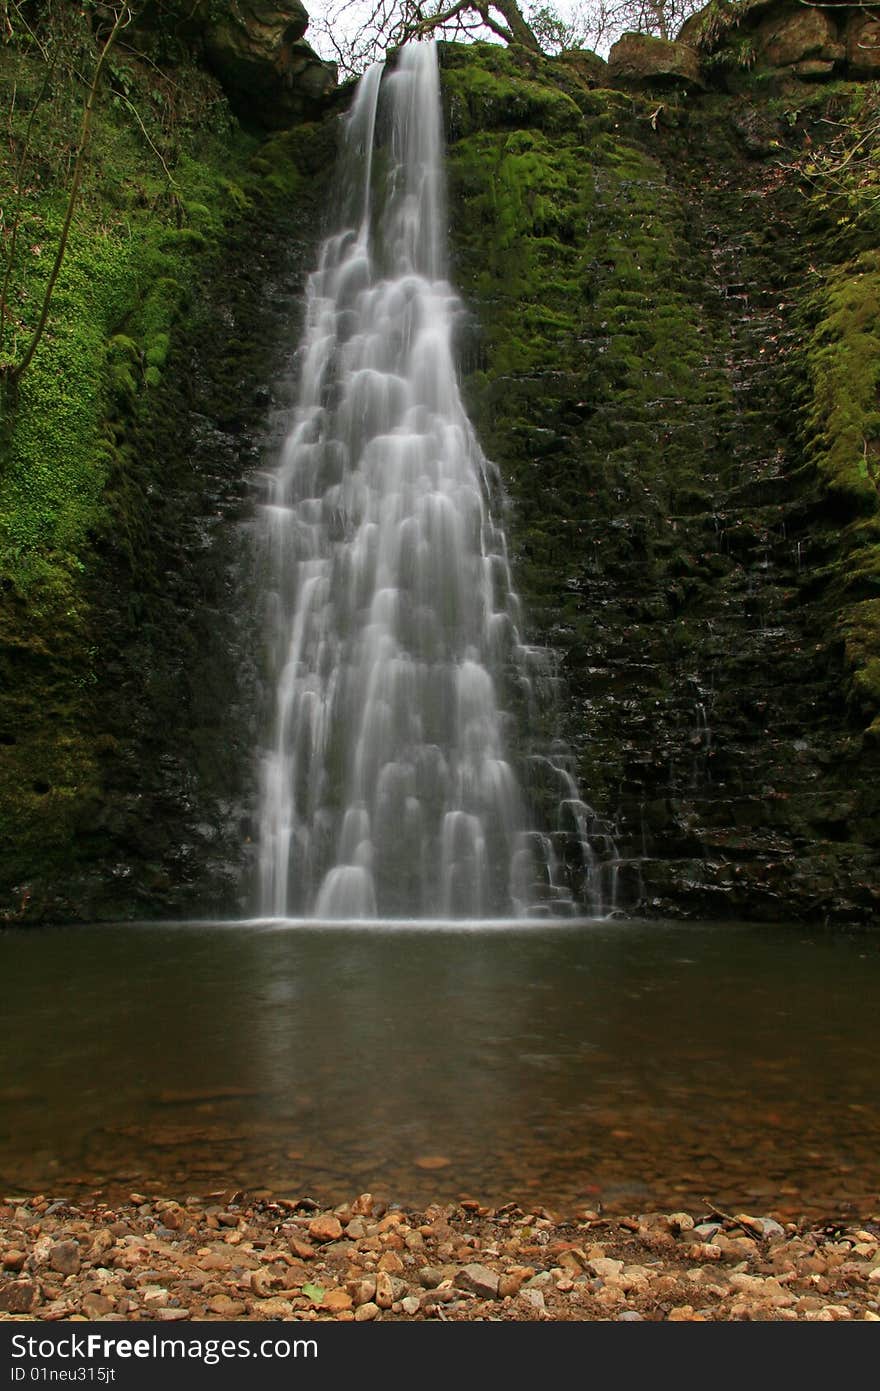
[440,41,585,138]
[790,95,880,733]
[0,16,265,606]
[446,47,730,691]
[801,250,880,517]
[0,2,307,904]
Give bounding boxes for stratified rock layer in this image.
[442,41,880,922]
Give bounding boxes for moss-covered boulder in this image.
[608,33,705,88]
[754,6,843,68]
[845,12,880,76]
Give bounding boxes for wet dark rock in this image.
[202,1,336,128]
[447,43,880,924]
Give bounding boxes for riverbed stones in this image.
[49,1239,81,1276]
[0,1279,36,1313]
[308,1214,343,1244]
[455,1263,500,1298]
[1,1193,878,1321]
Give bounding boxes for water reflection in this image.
[0,920,878,1217]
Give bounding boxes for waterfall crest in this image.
[256,42,611,920]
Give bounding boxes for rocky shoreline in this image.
[1,1191,878,1323]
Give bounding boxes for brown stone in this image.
[351,1193,374,1217]
[91,1230,115,1258]
[197,1251,234,1271]
[349,1276,376,1306]
[207,1294,246,1316]
[0,1279,37,1313]
[380,1231,405,1251]
[82,1293,115,1318]
[609,33,704,89]
[307,1215,343,1244]
[323,1288,353,1312]
[498,1268,530,1298]
[846,13,880,75]
[2,1249,26,1271]
[454,1263,500,1299]
[377,1250,405,1274]
[250,1268,277,1298]
[49,1240,81,1276]
[756,7,841,67]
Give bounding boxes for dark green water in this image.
[1,919,878,1218]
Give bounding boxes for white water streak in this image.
[257,43,607,919]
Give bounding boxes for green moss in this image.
[801,251,880,516]
[145,333,170,369]
[0,16,321,910]
[441,46,584,138]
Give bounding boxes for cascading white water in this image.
[257,42,611,920]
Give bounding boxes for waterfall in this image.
[256,42,612,920]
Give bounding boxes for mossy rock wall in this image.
[442,42,880,922]
[0,19,335,922]
[3,30,880,926]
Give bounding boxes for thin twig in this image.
[0,44,59,352]
[701,1198,765,1241]
[8,3,132,384]
[116,91,179,190]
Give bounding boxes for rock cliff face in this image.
[442,38,880,922]
[1,4,879,925]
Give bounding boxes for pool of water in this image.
[1,918,878,1218]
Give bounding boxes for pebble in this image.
[0,1279,36,1313]
[519,1288,545,1313]
[0,1195,877,1324]
[308,1215,343,1244]
[49,1239,81,1276]
[207,1294,246,1316]
[455,1263,500,1298]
